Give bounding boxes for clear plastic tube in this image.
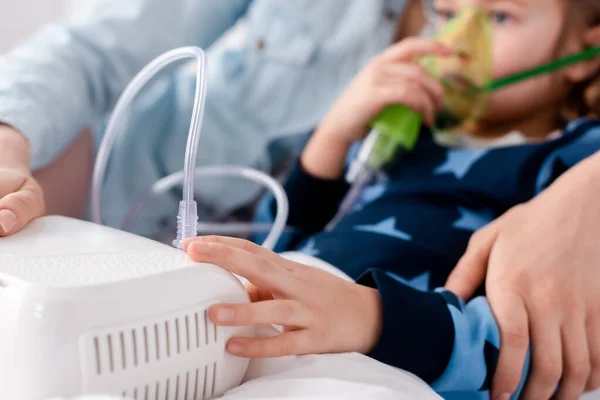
[325,168,373,232]
[92,47,207,232]
[141,166,289,250]
[91,46,288,250]
[324,128,381,232]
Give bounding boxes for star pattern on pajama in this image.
[435,149,488,179]
[297,238,321,257]
[453,207,495,231]
[387,271,431,291]
[354,183,387,211]
[354,217,412,241]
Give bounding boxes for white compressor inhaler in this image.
[0,216,252,400]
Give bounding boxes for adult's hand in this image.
[446,152,600,400]
[0,125,45,236]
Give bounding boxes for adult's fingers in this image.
[381,37,453,63]
[209,300,312,328]
[226,331,316,358]
[446,222,499,299]
[586,313,600,391]
[554,315,590,400]
[0,178,45,236]
[490,291,530,399]
[186,241,293,296]
[521,305,562,400]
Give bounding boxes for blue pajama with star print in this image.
[254,118,600,399]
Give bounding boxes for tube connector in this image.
[346,129,380,184]
[173,200,199,249]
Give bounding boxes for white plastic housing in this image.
[0,216,252,400]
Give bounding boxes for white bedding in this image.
[223,325,441,400]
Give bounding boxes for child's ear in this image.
[564,25,600,84]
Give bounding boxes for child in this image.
[185,0,600,399]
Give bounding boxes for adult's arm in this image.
[0,0,251,169]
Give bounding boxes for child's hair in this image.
[562,0,600,120]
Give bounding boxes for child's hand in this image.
[319,38,451,146]
[0,168,45,236]
[302,38,451,180]
[184,236,383,358]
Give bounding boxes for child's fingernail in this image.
[215,307,235,322]
[227,342,245,355]
[184,236,208,251]
[493,393,511,400]
[191,241,212,254]
[0,209,17,234]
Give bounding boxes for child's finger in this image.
[381,37,453,63]
[187,235,303,274]
[245,283,274,302]
[184,235,286,268]
[381,64,445,108]
[225,331,315,358]
[378,82,437,126]
[187,241,294,296]
[209,300,311,328]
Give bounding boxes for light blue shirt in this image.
[0,0,406,236]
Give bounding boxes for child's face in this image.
[432,0,570,131]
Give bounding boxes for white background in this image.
[0,0,99,52]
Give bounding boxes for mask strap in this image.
[483,46,600,93]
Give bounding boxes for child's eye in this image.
[433,8,456,22]
[490,11,512,24]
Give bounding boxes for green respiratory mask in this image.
[426,7,493,133]
[359,7,493,178]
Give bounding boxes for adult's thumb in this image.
[0,178,45,236]
[445,223,499,299]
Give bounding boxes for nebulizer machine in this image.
[1,6,600,400]
[0,46,292,400]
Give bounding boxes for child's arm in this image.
[301,38,449,180]
[0,125,45,236]
[359,268,528,398]
[258,38,449,236]
[185,236,529,398]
